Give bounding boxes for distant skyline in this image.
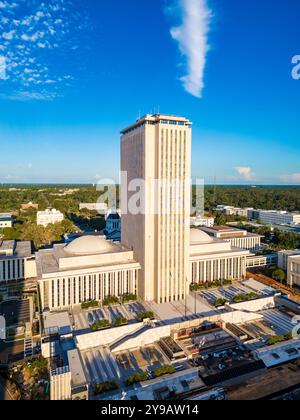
[0,0,299,185]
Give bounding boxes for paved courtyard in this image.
[72,302,148,331]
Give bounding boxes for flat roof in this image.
[256,339,300,368]
[67,349,88,387]
[121,114,192,135]
[36,243,139,276]
[207,226,234,231]
[44,311,72,336]
[0,240,32,258]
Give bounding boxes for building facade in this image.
[0,240,36,283]
[0,213,13,229]
[189,229,250,284]
[287,256,300,287]
[50,366,72,401]
[278,250,300,287]
[255,210,300,226]
[36,236,140,311]
[121,114,192,304]
[37,208,64,227]
[190,216,215,228]
[278,250,300,271]
[216,206,252,218]
[200,226,262,252]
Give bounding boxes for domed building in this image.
[36,234,140,311]
[36,227,251,311]
[189,228,250,286]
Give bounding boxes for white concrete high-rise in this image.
[121,114,192,304]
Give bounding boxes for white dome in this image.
[65,235,116,256]
[190,229,214,245]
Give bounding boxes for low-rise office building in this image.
[0,240,36,283]
[287,255,300,288]
[278,250,300,288]
[37,208,64,227]
[200,226,262,252]
[255,210,300,226]
[190,216,215,228]
[278,250,300,271]
[216,205,252,218]
[0,213,13,229]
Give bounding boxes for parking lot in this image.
[81,346,122,384]
[260,309,295,336]
[0,299,30,328]
[226,308,296,349]
[81,344,170,386]
[200,284,262,306]
[73,302,148,331]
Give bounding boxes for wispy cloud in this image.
[0,0,91,101]
[168,0,212,98]
[279,173,300,184]
[234,167,254,181]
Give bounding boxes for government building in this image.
[190,229,250,284]
[36,115,253,311]
[36,236,140,311]
[0,240,36,283]
[121,114,192,304]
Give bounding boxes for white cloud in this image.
[234,167,254,181]
[2,30,15,40]
[169,0,212,98]
[0,1,18,10]
[279,173,300,183]
[0,0,91,101]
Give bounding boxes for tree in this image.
[272,269,286,284]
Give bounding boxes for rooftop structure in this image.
[200,226,262,252]
[67,349,89,400]
[43,311,73,337]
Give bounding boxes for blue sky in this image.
[0,0,299,184]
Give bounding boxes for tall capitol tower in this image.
[121,114,192,304]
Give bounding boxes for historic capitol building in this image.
[36,115,253,311]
